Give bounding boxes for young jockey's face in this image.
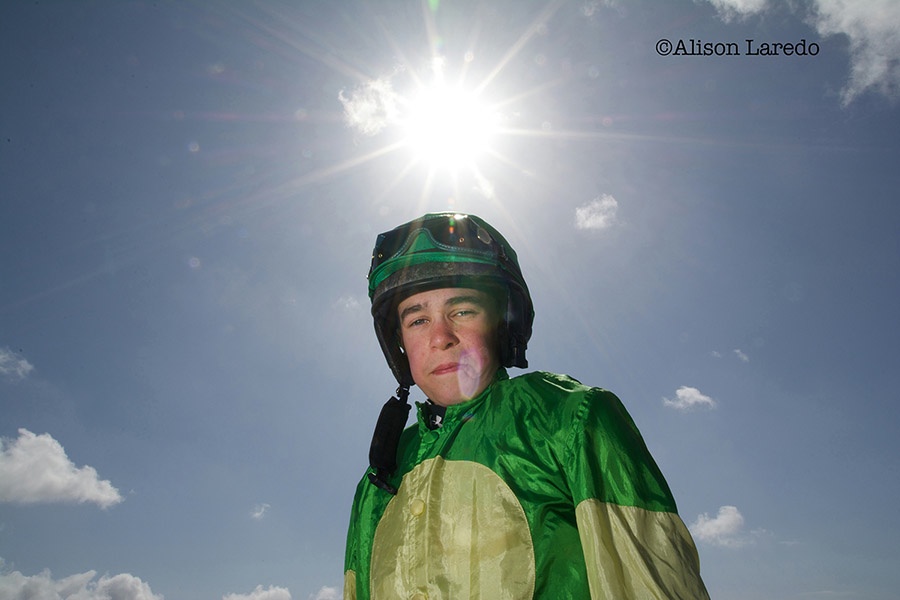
[398,288,500,407]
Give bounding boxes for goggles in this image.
[368,214,508,286]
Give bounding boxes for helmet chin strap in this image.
[367,385,411,494]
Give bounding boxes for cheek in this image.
[466,329,499,367]
[400,332,426,371]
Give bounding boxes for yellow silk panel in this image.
[575,498,709,600]
[370,457,535,600]
[343,569,357,600]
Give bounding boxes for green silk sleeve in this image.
[343,478,362,600]
[565,389,710,599]
[343,468,388,600]
[564,388,676,511]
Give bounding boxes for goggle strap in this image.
[366,385,411,495]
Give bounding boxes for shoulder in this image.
[492,370,628,430]
[501,370,621,409]
[504,370,590,394]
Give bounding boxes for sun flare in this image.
[333,4,572,202]
[400,73,499,170]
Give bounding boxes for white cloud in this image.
[690,505,747,547]
[0,566,162,600]
[734,348,750,362]
[251,503,271,520]
[339,77,400,136]
[705,0,767,22]
[310,587,341,600]
[663,386,717,410]
[335,295,361,311]
[0,429,123,508]
[0,347,34,381]
[224,584,292,600]
[810,0,900,104]
[575,194,618,230]
[702,0,900,103]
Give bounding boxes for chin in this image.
[421,383,462,407]
[430,392,464,407]
[430,381,482,407]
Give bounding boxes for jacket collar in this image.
[415,368,508,430]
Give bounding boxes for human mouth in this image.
[431,363,461,375]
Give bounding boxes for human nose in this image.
[430,317,459,349]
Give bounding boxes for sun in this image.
[399,59,500,171]
[328,4,575,202]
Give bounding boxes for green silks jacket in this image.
[344,370,709,599]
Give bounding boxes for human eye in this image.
[406,316,428,328]
[452,306,479,318]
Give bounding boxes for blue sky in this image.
[1,1,899,599]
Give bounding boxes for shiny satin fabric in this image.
[344,370,709,599]
[371,458,534,599]
[576,499,709,598]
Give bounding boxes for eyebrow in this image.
[398,294,488,323]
